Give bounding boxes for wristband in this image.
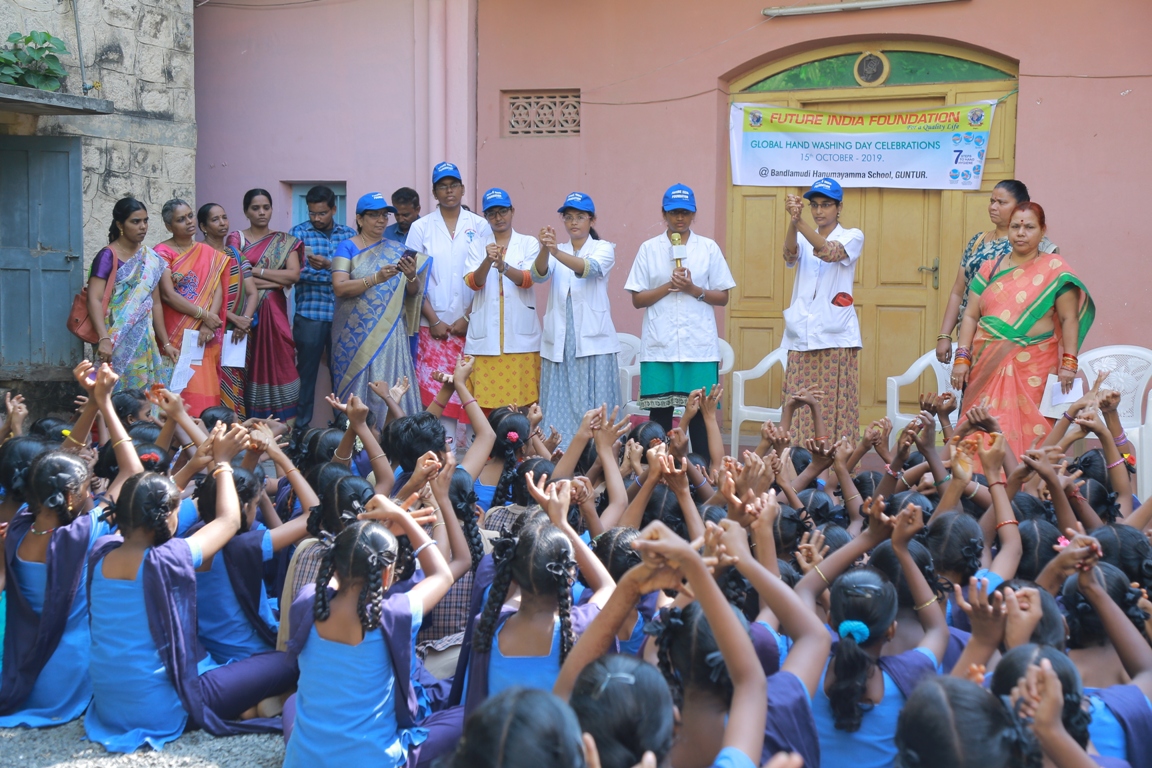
[1062,411,1076,422]
[412,539,435,558]
[933,474,952,488]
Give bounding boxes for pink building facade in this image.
[195,0,1152,424]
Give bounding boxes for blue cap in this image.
[557,191,595,214]
[432,162,462,184]
[481,187,513,211]
[803,177,843,202]
[356,192,397,215]
[662,183,696,212]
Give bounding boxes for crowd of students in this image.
[0,334,1146,768]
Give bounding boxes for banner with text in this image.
[729,101,997,190]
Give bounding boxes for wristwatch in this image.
[696,290,706,302]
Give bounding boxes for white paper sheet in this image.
[1038,374,1084,419]
[181,329,205,364]
[170,357,196,393]
[221,335,248,368]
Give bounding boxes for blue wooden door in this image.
[0,136,84,379]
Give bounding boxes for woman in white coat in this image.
[533,192,621,448]
[463,188,543,409]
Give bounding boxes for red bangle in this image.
[989,480,1006,489]
[996,519,1020,530]
[460,398,476,409]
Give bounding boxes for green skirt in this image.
[638,361,718,410]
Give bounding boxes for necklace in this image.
[29,524,56,536]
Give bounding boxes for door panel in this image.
[728,75,1017,433]
[0,136,84,379]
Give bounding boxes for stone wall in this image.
[0,0,196,261]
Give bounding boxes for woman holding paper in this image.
[950,202,1094,456]
[86,197,174,392]
[155,198,229,416]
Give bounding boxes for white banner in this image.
[730,101,997,190]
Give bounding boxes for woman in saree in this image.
[86,198,175,391]
[199,203,257,418]
[951,202,1094,457]
[155,199,229,417]
[226,188,302,422]
[936,180,1059,364]
[330,192,427,425]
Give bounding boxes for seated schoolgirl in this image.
[283,497,454,767]
[474,408,532,512]
[440,687,589,768]
[795,501,950,768]
[463,479,615,713]
[0,362,142,727]
[193,444,314,663]
[85,423,296,752]
[482,457,553,535]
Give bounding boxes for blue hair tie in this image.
[838,620,871,644]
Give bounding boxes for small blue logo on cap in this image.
[481,187,513,211]
[662,184,697,212]
[432,162,462,184]
[558,192,595,214]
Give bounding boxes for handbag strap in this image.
[98,249,121,322]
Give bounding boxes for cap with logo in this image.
[557,192,595,214]
[482,188,513,211]
[356,192,398,215]
[662,184,697,213]
[432,162,462,185]
[803,177,843,202]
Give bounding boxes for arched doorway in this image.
[726,41,1018,435]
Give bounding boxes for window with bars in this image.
[503,90,580,136]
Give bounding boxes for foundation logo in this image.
[949,169,960,180]
[748,110,763,128]
[967,107,985,127]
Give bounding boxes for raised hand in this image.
[526,403,544,429]
[544,426,563,454]
[659,454,690,495]
[72,360,97,393]
[795,529,828,575]
[975,431,1007,474]
[454,354,475,384]
[346,394,370,427]
[891,503,925,549]
[954,577,1006,648]
[412,450,443,486]
[681,388,704,424]
[1003,587,1045,649]
[213,422,250,463]
[93,363,119,404]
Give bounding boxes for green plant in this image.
[0,31,70,92]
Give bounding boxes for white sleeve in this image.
[706,242,737,291]
[588,240,616,277]
[622,243,650,292]
[404,220,425,253]
[831,228,864,265]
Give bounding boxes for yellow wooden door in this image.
[726,45,1017,443]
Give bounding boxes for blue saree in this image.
[330,239,428,424]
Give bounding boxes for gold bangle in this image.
[212,464,234,477]
[914,595,939,612]
[813,563,830,586]
[180,442,194,451]
[369,453,386,462]
[286,467,301,476]
[431,522,446,532]
[65,432,85,447]
[845,494,861,503]
[334,448,353,462]
[112,437,132,448]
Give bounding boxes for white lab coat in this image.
[405,207,492,326]
[463,229,542,356]
[538,239,620,363]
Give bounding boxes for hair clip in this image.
[506,431,520,443]
[703,650,728,683]
[838,619,871,644]
[43,491,66,509]
[591,672,636,700]
[318,530,337,546]
[491,535,517,565]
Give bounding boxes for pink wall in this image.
[195,0,422,230]
[475,0,1152,345]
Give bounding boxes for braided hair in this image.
[828,567,899,732]
[27,451,90,526]
[990,644,1091,749]
[117,472,181,545]
[0,435,52,506]
[474,513,578,664]
[313,520,399,632]
[895,676,1042,768]
[490,411,531,508]
[511,458,554,507]
[196,466,261,533]
[449,467,485,571]
[869,539,949,610]
[308,474,371,540]
[1062,562,1148,649]
[1093,522,1152,593]
[646,600,740,709]
[773,503,813,563]
[925,510,984,583]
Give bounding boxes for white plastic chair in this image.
[728,344,788,455]
[616,333,645,419]
[718,339,735,377]
[885,344,960,446]
[1078,345,1152,500]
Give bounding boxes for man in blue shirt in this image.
[288,185,356,434]
[383,187,421,244]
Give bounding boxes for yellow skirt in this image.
[470,352,541,409]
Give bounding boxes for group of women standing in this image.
[86,191,300,421]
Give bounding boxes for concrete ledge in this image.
[0,84,114,116]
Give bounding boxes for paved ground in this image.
[0,721,284,768]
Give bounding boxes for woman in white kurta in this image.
[533,192,620,449]
[625,183,735,459]
[463,188,542,409]
[781,177,865,442]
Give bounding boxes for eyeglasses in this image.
[359,210,387,219]
[433,182,463,193]
[809,201,839,210]
[484,208,511,219]
[562,213,590,223]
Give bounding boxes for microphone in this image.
[670,232,686,269]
